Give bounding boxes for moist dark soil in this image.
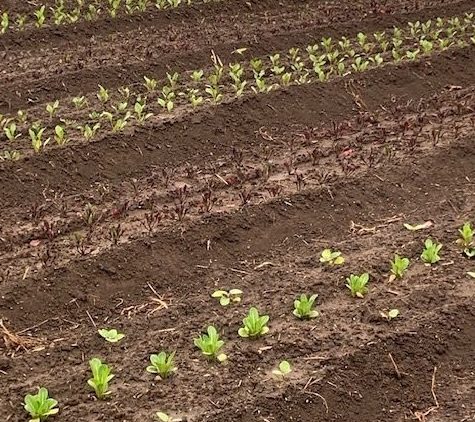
[0,1,474,421]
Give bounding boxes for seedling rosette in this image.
[346,273,369,298]
[272,360,292,379]
[98,328,125,343]
[211,289,243,306]
[23,387,59,422]
[146,351,177,379]
[194,326,227,362]
[238,307,269,338]
[420,239,442,264]
[293,294,319,319]
[87,358,114,399]
[320,249,345,266]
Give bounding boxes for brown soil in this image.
[1,1,474,422]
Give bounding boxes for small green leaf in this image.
[156,412,170,422]
[279,360,291,374]
[219,296,230,306]
[211,290,226,298]
[388,309,400,319]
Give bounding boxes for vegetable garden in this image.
[0,0,474,420]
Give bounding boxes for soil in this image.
[0,1,474,421]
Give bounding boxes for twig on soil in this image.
[388,353,402,379]
[229,267,249,275]
[304,391,329,414]
[0,320,39,351]
[414,366,439,421]
[17,319,50,335]
[85,310,97,328]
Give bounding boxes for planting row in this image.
[20,223,475,421]
[1,14,474,160]
[0,0,215,35]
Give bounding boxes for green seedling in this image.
[346,273,369,298]
[320,249,345,265]
[54,125,68,146]
[97,85,109,103]
[134,99,153,122]
[1,150,21,161]
[191,69,204,82]
[87,358,114,399]
[98,328,125,343]
[421,239,442,264]
[143,76,158,92]
[272,360,292,378]
[23,387,59,422]
[155,412,182,422]
[29,126,50,153]
[146,351,176,379]
[194,326,227,362]
[46,100,59,119]
[1,12,9,34]
[34,6,46,28]
[157,86,175,112]
[72,96,88,109]
[380,309,400,321]
[211,289,242,306]
[457,222,474,257]
[238,307,269,338]
[4,122,20,140]
[390,255,410,281]
[79,123,100,141]
[293,294,319,319]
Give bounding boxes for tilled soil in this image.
[0,1,474,421]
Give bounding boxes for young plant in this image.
[345,273,369,298]
[194,326,227,362]
[457,222,474,257]
[1,12,9,34]
[34,6,46,28]
[146,351,177,379]
[72,96,88,109]
[98,328,125,343]
[211,289,242,306]
[54,124,68,146]
[293,294,319,319]
[23,387,59,422]
[4,122,20,140]
[238,307,269,338]
[380,309,400,321]
[29,125,50,153]
[97,85,110,103]
[420,239,442,264]
[157,86,175,112]
[143,76,158,92]
[155,412,181,422]
[46,100,60,119]
[272,360,292,379]
[87,358,114,399]
[320,249,345,265]
[389,254,410,281]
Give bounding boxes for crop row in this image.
[1,14,474,161]
[20,223,475,421]
[0,14,475,160]
[0,0,213,35]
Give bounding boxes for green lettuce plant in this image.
[98,328,125,343]
[238,307,269,338]
[194,326,227,362]
[346,273,369,298]
[293,294,319,319]
[421,239,442,264]
[146,352,176,379]
[87,358,114,399]
[23,388,59,422]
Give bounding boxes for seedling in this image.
[293,294,319,319]
[156,412,182,422]
[34,6,46,28]
[238,307,269,338]
[346,273,369,298]
[146,351,177,379]
[272,360,292,378]
[390,255,410,281]
[23,387,59,422]
[421,239,442,264]
[87,358,114,399]
[320,249,345,265]
[211,289,242,306]
[54,125,68,146]
[194,326,227,362]
[143,76,158,92]
[380,309,400,321]
[72,96,88,109]
[4,122,21,141]
[97,85,110,103]
[98,328,125,343]
[46,101,60,119]
[457,222,474,257]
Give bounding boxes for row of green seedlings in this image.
[21,222,475,421]
[0,0,211,35]
[1,14,474,160]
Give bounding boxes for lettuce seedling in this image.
[156,412,182,422]
[23,387,59,422]
[380,309,400,321]
[320,249,345,265]
[194,326,227,362]
[293,294,319,319]
[238,307,269,338]
[272,360,292,379]
[98,328,125,343]
[346,273,369,298]
[457,222,474,257]
[421,239,442,264]
[146,351,176,379]
[390,255,410,280]
[88,358,114,399]
[211,289,242,306]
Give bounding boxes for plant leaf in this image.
[279,360,291,374]
[467,272,475,278]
